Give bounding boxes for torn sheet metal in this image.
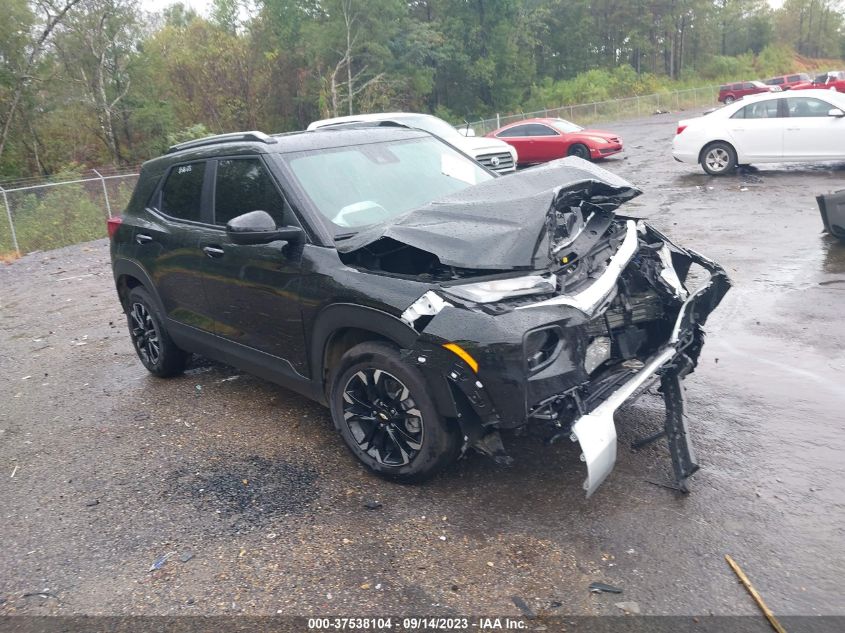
[514,220,638,315]
[657,244,689,300]
[400,291,451,326]
[336,157,641,270]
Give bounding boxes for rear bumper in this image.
[671,147,698,164]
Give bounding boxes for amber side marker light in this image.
[442,342,479,373]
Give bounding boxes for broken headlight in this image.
[443,274,556,303]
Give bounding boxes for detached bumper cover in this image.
[817,189,845,239]
[573,347,675,496]
[574,249,729,496]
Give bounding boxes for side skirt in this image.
[167,320,325,404]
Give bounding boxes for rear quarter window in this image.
[159,162,205,222]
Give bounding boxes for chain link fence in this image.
[0,85,720,257]
[467,85,719,136]
[0,167,139,257]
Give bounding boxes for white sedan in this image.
[672,89,845,175]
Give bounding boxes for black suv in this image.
[109,128,729,496]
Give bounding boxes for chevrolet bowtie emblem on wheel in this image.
[490,156,500,167]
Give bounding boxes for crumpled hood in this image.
[336,157,641,270]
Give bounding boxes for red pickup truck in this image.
[791,71,845,93]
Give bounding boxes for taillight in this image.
[107,216,123,239]
[676,124,687,135]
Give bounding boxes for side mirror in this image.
[828,108,845,117]
[226,210,303,245]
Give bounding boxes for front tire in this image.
[567,143,592,161]
[329,341,460,483]
[700,142,737,175]
[126,286,188,377]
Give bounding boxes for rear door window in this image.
[214,158,288,227]
[787,75,800,82]
[732,100,780,119]
[525,124,558,136]
[160,162,205,222]
[497,124,531,137]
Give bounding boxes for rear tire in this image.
[567,143,592,161]
[700,142,737,176]
[724,95,735,104]
[126,286,188,377]
[329,341,460,483]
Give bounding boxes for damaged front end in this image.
[344,158,731,496]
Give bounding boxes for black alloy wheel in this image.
[126,286,188,377]
[342,368,423,467]
[329,341,460,482]
[130,301,160,367]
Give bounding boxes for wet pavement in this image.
[1,111,844,620]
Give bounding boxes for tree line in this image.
[1,0,843,178]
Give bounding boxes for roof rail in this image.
[167,131,277,154]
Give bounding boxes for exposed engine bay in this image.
[337,158,731,496]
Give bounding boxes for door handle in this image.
[136,233,153,244]
[786,128,800,131]
[202,245,225,258]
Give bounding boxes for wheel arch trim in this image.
[112,258,165,315]
[698,140,738,165]
[310,303,420,383]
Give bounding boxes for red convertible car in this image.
[487,117,623,165]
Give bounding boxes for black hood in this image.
[336,157,641,270]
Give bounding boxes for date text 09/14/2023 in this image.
[306,617,527,630]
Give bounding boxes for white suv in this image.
[307,112,518,174]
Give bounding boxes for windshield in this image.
[548,118,583,133]
[396,115,463,139]
[283,136,493,234]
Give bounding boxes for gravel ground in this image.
[1,111,844,622]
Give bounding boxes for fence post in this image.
[92,169,112,218]
[637,96,641,116]
[496,113,500,129]
[0,185,20,255]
